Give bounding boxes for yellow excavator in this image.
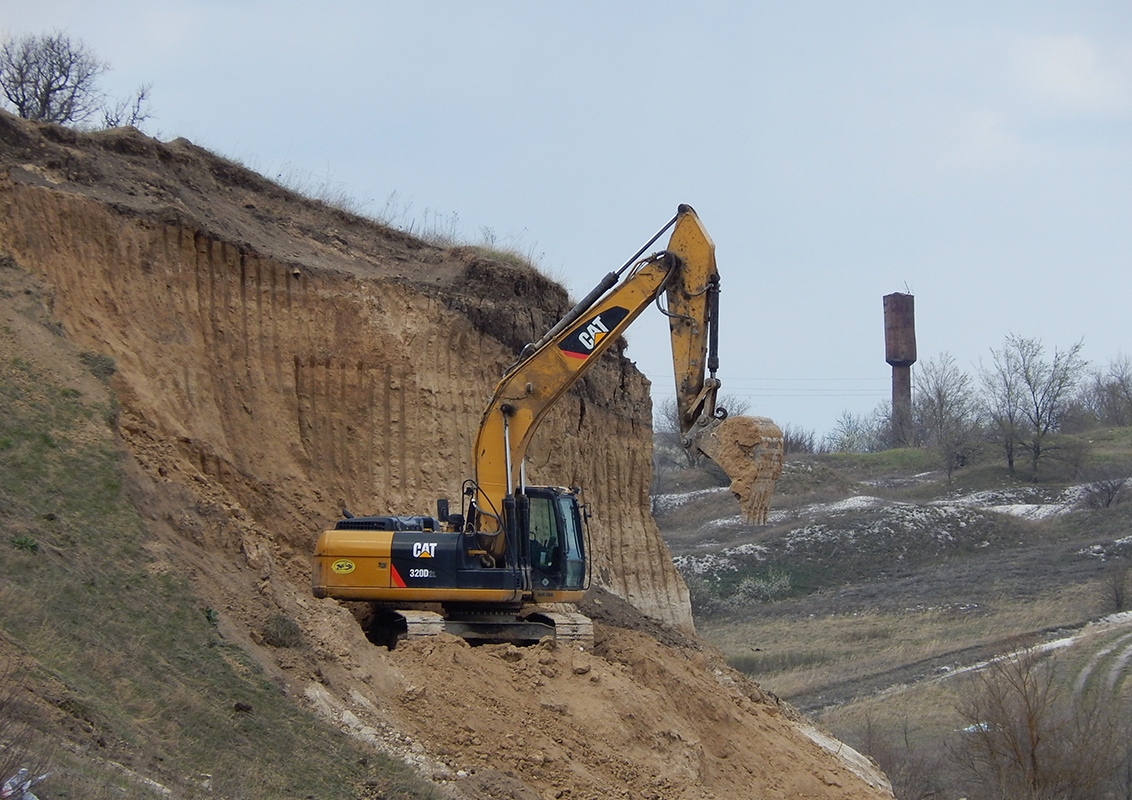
[312,205,783,646]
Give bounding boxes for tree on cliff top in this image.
[0,31,151,128]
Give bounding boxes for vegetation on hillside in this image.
[654,374,1132,799]
[657,338,1129,486]
[0,287,437,798]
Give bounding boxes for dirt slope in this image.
[0,110,891,799]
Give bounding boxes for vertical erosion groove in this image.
[381,365,392,498]
[397,369,408,495]
[239,250,249,377]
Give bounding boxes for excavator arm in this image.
[663,210,785,523]
[471,205,783,560]
[663,205,724,437]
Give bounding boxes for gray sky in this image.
[4,2,1131,436]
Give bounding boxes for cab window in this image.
[528,496,559,571]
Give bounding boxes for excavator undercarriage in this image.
[357,605,595,650]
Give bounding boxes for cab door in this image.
[527,492,564,591]
[525,489,586,592]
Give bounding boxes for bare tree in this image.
[781,423,816,454]
[981,335,1086,479]
[981,341,1026,474]
[1016,337,1087,478]
[1081,471,1131,510]
[0,31,106,123]
[1101,562,1130,614]
[954,648,1122,800]
[101,82,153,128]
[1079,354,1132,429]
[914,353,982,482]
[0,31,152,129]
[859,714,946,800]
[822,403,893,453]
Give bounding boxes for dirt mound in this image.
[300,591,890,799]
[0,111,891,798]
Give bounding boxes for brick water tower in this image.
[883,293,916,446]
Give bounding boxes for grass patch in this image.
[822,447,941,477]
[728,649,834,676]
[702,586,1095,704]
[9,534,38,552]
[262,614,304,648]
[78,351,116,381]
[0,349,438,799]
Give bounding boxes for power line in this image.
[645,374,889,398]
[721,377,887,382]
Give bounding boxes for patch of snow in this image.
[702,515,745,530]
[937,636,1077,683]
[652,486,731,514]
[729,542,771,557]
[672,541,770,575]
[824,495,885,512]
[673,553,736,576]
[993,503,1072,520]
[935,486,1083,519]
[1097,611,1132,627]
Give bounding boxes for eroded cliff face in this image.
[0,110,691,629]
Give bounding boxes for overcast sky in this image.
[4,2,1131,436]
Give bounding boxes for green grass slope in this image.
[0,268,437,799]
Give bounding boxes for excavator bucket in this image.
[691,415,784,524]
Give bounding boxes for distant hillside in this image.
[654,433,1132,798]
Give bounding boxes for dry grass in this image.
[709,585,1094,703]
[656,431,1132,797]
[0,318,440,799]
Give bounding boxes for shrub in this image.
[262,615,303,648]
[9,535,38,553]
[78,351,116,381]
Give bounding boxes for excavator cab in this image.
[523,487,586,597]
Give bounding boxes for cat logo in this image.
[412,542,438,558]
[559,306,630,360]
[577,317,610,350]
[331,559,356,575]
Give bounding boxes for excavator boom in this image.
[471,250,675,555]
[471,204,782,546]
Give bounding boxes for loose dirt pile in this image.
[297,587,890,800]
[0,110,891,799]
